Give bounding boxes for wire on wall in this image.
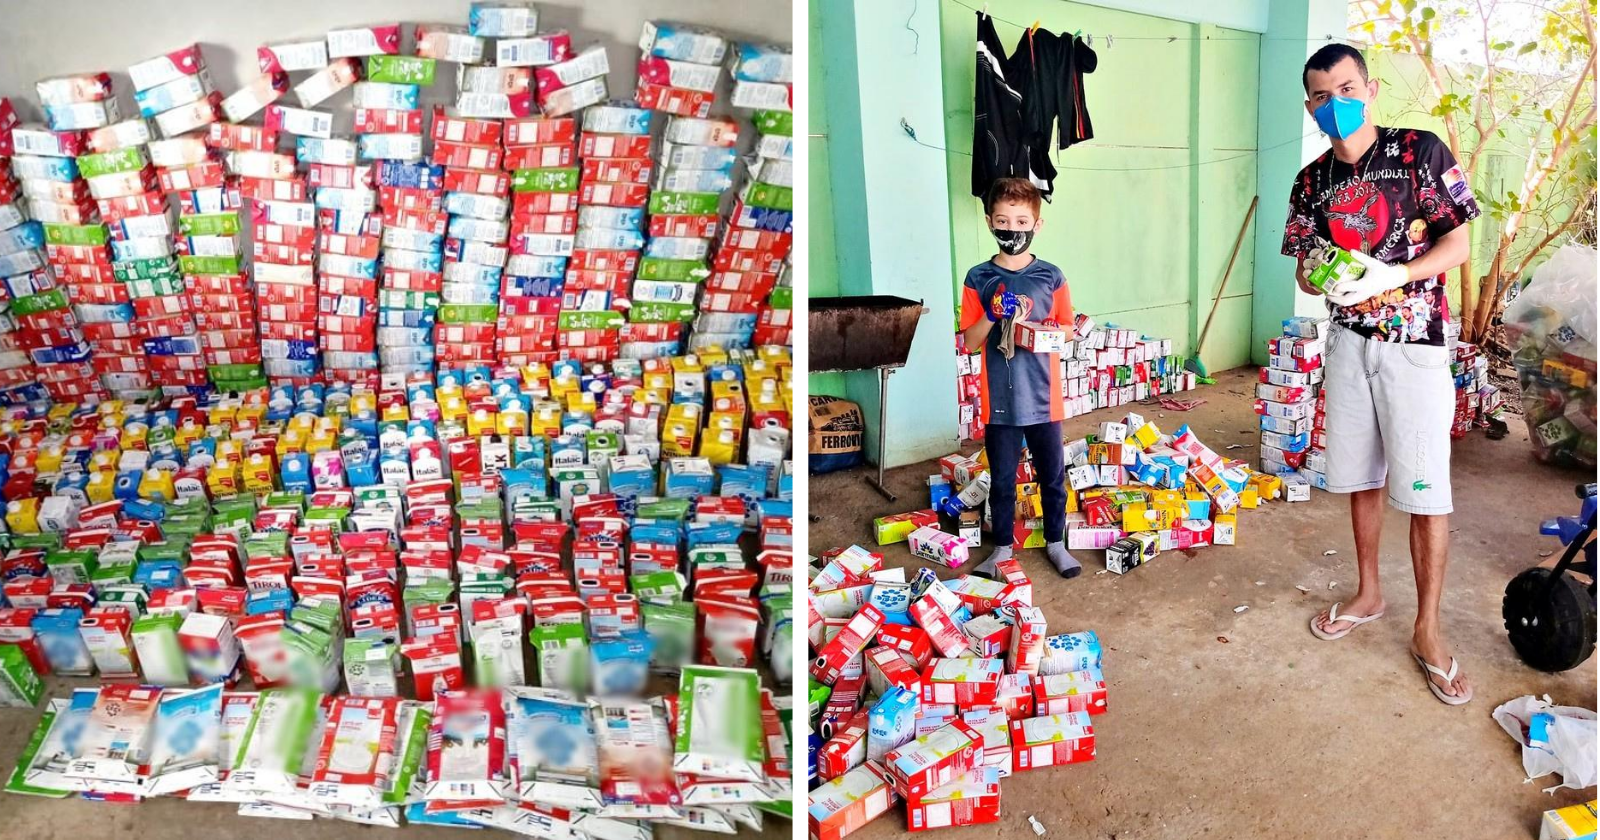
[899,120,1326,172]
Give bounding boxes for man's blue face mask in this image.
[1313,95,1367,140]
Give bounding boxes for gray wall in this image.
[0,0,792,126]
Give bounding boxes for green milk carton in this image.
[530,622,588,693]
[1305,241,1367,293]
[0,644,44,708]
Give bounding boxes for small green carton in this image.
[1306,242,1366,293]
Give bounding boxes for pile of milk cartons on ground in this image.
[884,413,1282,575]
[957,313,1200,442]
[1258,316,1326,497]
[807,546,1104,837]
[0,341,795,826]
[0,99,39,406]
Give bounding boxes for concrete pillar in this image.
[1251,0,1349,363]
[818,0,961,467]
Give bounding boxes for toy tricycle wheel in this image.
[1502,567,1596,672]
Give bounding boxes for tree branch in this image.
[1509,187,1595,278]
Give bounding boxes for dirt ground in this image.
[809,367,1597,840]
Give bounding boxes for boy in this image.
[957,177,1078,579]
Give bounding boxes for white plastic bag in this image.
[1504,243,1599,358]
[1491,694,1598,793]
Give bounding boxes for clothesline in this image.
[901,119,1326,172]
[947,0,1343,44]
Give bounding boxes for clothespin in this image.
[982,2,989,16]
[1087,34,1094,46]
[1030,19,1041,35]
[1105,33,1113,49]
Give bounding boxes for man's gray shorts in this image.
[1322,324,1454,515]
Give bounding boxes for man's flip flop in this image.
[1411,652,1473,706]
[1308,602,1384,641]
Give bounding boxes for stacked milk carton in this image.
[247,38,325,389]
[470,0,573,73]
[742,99,796,348]
[27,74,117,405]
[533,40,610,119]
[435,106,510,376]
[1447,334,1501,438]
[731,42,795,113]
[649,117,730,349]
[1258,315,1326,498]
[710,108,791,351]
[491,111,564,366]
[576,103,657,360]
[729,45,796,350]
[0,98,42,405]
[637,21,724,120]
[504,112,590,361]
[127,45,255,395]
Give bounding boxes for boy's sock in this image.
[972,545,1014,578]
[1046,541,1081,578]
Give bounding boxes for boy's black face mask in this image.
[991,228,1034,256]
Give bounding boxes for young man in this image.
[1282,44,1480,705]
[957,177,1078,579]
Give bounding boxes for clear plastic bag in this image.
[1500,244,1598,466]
[1491,694,1598,793]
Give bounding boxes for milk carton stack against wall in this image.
[132,45,267,395]
[1258,316,1327,496]
[19,73,114,405]
[0,98,41,406]
[251,34,338,388]
[574,102,655,359]
[634,22,723,354]
[723,44,794,351]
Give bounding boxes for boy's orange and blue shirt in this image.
[959,256,1073,426]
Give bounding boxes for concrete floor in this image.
[810,368,1597,840]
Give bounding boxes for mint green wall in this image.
[1076,0,1268,31]
[814,0,962,468]
[1251,0,1349,365]
[940,3,1261,375]
[807,0,848,399]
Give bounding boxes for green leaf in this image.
[1491,40,1512,51]
[1517,41,1539,55]
[1420,6,1435,19]
[1545,108,1556,122]
[1401,0,1417,12]
[1377,0,1393,14]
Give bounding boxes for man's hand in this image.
[1295,257,1322,296]
[1327,251,1410,307]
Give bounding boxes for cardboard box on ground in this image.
[807,545,1104,837]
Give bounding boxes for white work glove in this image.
[1326,251,1411,307]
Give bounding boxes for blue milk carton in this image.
[867,686,919,762]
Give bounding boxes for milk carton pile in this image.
[806,547,1104,837]
[909,412,1279,570]
[1257,316,1326,497]
[1444,329,1504,439]
[0,345,795,828]
[957,313,1200,443]
[0,4,791,404]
